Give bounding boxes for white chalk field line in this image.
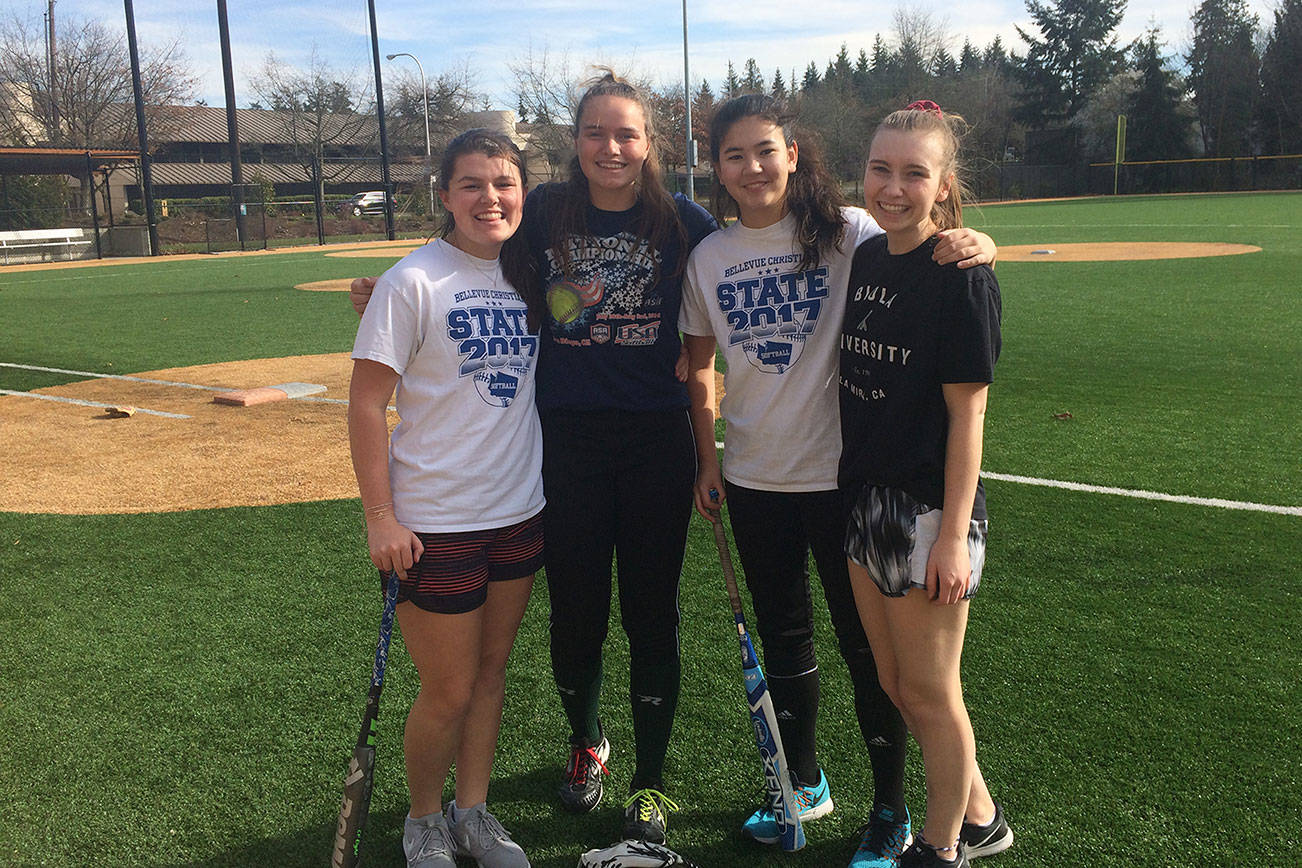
[0,389,191,418]
[709,441,1298,516]
[6,369,1295,515]
[981,472,1301,516]
[0,362,394,410]
[0,361,229,391]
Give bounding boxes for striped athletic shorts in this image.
[389,512,544,614]
[845,484,988,599]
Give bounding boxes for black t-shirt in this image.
[522,183,717,412]
[838,234,1001,519]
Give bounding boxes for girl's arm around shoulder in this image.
[933,227,997,270]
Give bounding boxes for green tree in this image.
[854,49,872,90]
[1014,0,1126,128]
[742,58,765,94]
[723,61,742,98]
[692,80,715,152]
[0,175,66,230]
[1258,0,1302,153]
[1187,0,1259,156]
[771,68,787,99]
[801,61,821,92]
[1126,27,1194,161]
[983,36,1012,74]
[828,44,854,87]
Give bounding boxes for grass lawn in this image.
[2,191,1299,866]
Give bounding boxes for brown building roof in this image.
[168,105,380,146]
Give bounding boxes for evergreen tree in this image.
[960,40,982,75]
[742,58,765,94]
[692,80,715,147]
[934,48,959,78]
[1126,27,1193,161]
[854,49,872,90]
[832,43,854,84]
[1014,0,1126,128]
[983,35,1011,73]
[1187,0,1259,155]
[772,68,787,98]
[870,33,900,99]
[723,61,742,98]
[802,61,821,91]
[871,34,892,74]
[1258,0,1302,153]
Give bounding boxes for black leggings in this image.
[724,482,907,806]
[542,407,696,788]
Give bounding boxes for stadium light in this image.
[682,0,695,200]
[386,52,436,218]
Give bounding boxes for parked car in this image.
[339,191,389,217]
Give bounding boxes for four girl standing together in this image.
[350,70,1012,868]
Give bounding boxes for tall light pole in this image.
[681,0,695,200]
[386,52,435,218]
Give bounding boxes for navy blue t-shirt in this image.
[523,183,717,412]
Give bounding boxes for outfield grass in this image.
[2,192,1299,866]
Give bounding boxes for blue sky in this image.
[7,1,1283,111]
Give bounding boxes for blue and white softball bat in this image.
[332,569,401,868]
[708,489,805,852]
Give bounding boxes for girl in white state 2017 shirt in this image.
[350,129,544,868]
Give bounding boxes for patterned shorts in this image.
[844,484,988,599]
[386,512,544,614]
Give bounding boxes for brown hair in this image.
[549,68,687,282]
[708,93,846,271]
[438,128,544,330]
[872,104,970,231]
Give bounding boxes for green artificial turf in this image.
[0,250,405,392]
[2,193,1299,865]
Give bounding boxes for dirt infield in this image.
[0,354,366,515]
[1,356,727,516]
[999,241,1260,261]
[1,237,1255,516]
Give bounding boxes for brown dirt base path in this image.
[1,353,370,515]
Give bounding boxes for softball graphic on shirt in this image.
[716,264,830,374]
[446,291,538,407]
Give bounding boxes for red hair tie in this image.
[905,99,943,117]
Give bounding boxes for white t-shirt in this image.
[352,238,544,532]
[679,207,882,492]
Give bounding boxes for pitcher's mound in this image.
[999,242,1260,261]
[294,279,354,292]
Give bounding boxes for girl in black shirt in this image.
[839,102,1011,868]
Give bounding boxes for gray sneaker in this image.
[403,812,457,868]
[450,802,531,868]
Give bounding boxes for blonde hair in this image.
[873,104,970,231]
